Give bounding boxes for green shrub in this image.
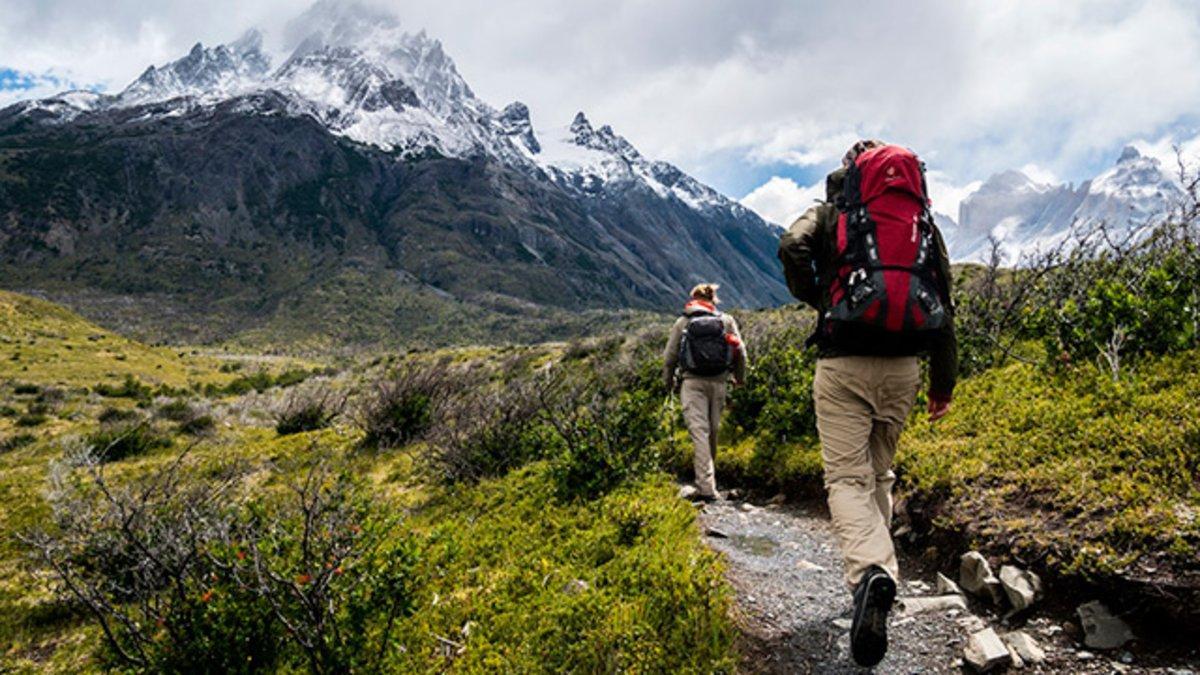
[274,387,343,436]
[94,374,152,400]
[726,315,816,444]
[155,399,196,422]
[1036,253,1198,375]
[12,382,40,395]
[210,371,274,396]
[0,404,18,416]
[85,422,172,462]
[35,387,65,409]
[204,368,316,398]
[548,386,664,501]
[97,406,140,425]
[355,365,463,450]
[15,412,47,427]
[24,401,53,416]
[423,378,550,483]
[178,415,216,437]
[25,459,419,673]
[272,368,311,389]
[0,433,35,453]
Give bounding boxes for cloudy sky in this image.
[2,0,1199,225]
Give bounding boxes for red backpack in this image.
[825,145,948,335]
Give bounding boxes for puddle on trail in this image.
[728,534,780,557]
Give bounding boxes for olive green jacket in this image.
[777,167,959,400]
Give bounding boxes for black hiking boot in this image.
[850,565,896,668]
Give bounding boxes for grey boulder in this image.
[1077,600,1135,650]
[960,552,1004,604]
[1004,630,1047,665]
[963,627,1012,672]
[999,565,1043,611]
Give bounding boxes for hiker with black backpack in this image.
[663,283,747,502]
[778,140,957,668]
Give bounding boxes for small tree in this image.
[22,448,417,673]
[354,363,467,449]
[275,385,346,436]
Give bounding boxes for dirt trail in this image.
[698,496,1199,674]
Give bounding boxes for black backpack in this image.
[679,312,732,376]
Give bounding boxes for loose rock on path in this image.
[697,495,1200,674]
[699,497,963,673]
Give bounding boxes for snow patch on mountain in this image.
[525,111,730,212]
[116,30,270,106]
[942,146,1182,262]
[0,0,782,228]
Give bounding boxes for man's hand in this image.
[927,396,951,422]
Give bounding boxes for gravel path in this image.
[697,496,1200,674]
[699,498,964,673]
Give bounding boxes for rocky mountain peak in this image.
[285,0,476,117]
[116,31,271,106]
[499,102,539,153]
[6,0,754,223]
[228,28,265,54]
[274,43,419,116]
[567,113,640,162]
[569,111,593,135]
[946,144,1184,262]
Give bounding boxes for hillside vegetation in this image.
[0,290,229,388]
[0,294,732,673]
[2,198,1198,670]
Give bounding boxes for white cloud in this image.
[740,176,824,226]
[925,171,982,222]
[1132,131,1200,177]
[1018,163,1059,186]
[0,68,94,106]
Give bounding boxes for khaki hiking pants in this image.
[814,355,920,587]
[680,377,727,497]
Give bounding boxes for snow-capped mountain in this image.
[942,146,1182,262]
[11,0,744,222]
[0,0,787,345]
[116,30,271,107]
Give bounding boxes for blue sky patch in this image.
[0,67,99,96]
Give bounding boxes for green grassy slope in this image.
[0,292,734,672]
[900,351,1200,580]
[0,290,230,388]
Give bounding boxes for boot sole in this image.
[850,572,896,667]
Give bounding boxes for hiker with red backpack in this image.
[663,283,748,502]
[778,140,957,667]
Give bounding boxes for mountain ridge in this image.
[941,145,1182,262]
[0,0,788,347]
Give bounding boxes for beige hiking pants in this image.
[680,377,727,497]
[814,355,920,587]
